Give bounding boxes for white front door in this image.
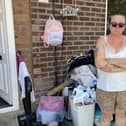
[0,0,19,113]
[0,0,12,104]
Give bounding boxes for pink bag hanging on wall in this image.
[41,15,63,48]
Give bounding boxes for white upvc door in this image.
[0,0,19,113]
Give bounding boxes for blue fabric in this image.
[95,103,102,115]
[36,109,64,124]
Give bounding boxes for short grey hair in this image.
[109,14,126,23]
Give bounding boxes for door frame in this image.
[104,0,108,36]
[0,0,19,113]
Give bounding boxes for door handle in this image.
[0,55,2,60]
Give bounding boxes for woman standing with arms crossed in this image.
[95,14,126,126]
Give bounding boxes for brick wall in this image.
[12,0,106,100]
[31,0,106,97]
[13,0,32,75]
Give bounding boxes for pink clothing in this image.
[17,55,24,70]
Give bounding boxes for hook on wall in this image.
[60,6,79,17]
[60,0,79,17]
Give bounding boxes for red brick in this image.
[13,0,106,97]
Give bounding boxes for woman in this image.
[95,14,126,126]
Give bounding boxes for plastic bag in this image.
[36,96,64,124]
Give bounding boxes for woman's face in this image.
[109,15,126,35]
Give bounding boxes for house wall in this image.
[12,0,106,100]
[12,0,32,75]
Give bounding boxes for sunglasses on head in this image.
[110,22,126,28]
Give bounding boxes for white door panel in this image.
[0,0,12,105]
[0,0,19,113]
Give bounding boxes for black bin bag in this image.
[68,50,95,73]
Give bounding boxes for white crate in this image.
[70,97,95,126]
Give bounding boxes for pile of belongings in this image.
[67,49,97,105]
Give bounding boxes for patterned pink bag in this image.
[41,15,63,48]
[38,96,64,112]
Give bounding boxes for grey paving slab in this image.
[0,110,73,126]
[0,110,22,126]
